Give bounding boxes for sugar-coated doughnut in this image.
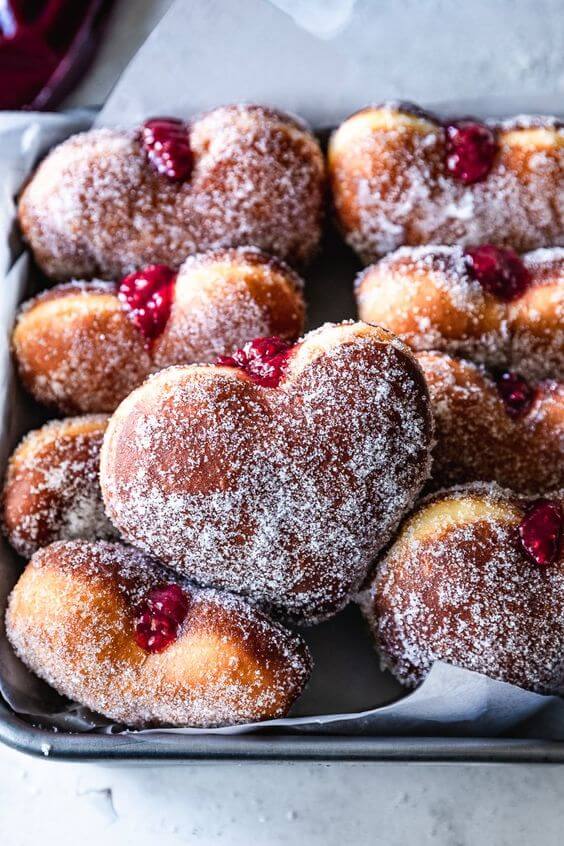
[417,351,564,494]
[2,416,115,557]
[329,103,564,263]
[356,245,564,381]
[13,281,150,415]
[363,483,564,693]
[6,541,312,727]
[100,321,433,624]
[18,105,325,280]
[152,249,305,368]
[12,248,305,414]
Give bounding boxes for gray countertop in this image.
[4,2,564,843]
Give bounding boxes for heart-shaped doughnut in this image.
[329,102,564,263]
[2,415,115,557]
[362,483,564,693]
[12,247,305,414]
[18,105,325,280]
[100,322,434,624]
[356,245,564,381]
[417,351,564,494]
[6,541,311,727]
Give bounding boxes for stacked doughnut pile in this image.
[3,102,563,729]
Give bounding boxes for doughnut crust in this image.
[13,281,150,414]
[356,245,564,381]
[18,105,325,280]
[100,322,433,624]
[329,103,564,262]
[363,484,564,693]
[153,248,305,368]
[2,416,115,557]
[5,541,312,728]
[12,248,305,414]
[418,351,564,494]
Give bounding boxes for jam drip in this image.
[141,118,193,182]
[519,499,562,567]
[465,245,531,301]
[495,371,536,418]
[134,584,190,654]
[118,264,176,349]
[217,336,293,388]
[444,120,498,184]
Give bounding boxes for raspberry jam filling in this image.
[495,371,536,418]
[134,584,190,654]
[141,118,193,182]
[519,499,562,567]
[118,264,176,348]
[217,336,293,388]
[444,120,498,184]
[465,245,531,301]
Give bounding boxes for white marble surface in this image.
[1,740,564,845]
[4,2,564,844]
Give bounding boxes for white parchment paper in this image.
[1,0,564,741]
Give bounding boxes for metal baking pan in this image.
[2,699,564,763]
[1,105,564,764]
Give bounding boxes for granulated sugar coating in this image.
[17,105,325,281]
[100,322,434,624]
[12,280,152,414]
[12,247,306,415]
[363,482,564,693]
[2,416,116,557]
[6,540,312,727]
[417,351,564,494]
[329,103,564,263]
[356,245,564,381]
[153,247,305,367]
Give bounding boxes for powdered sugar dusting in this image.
[6,541,312,727]
[364,483,564,693]
[101,323,433,624]
[18,105,325,280]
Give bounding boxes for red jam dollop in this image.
[141,118,193,182]
[495,371,536,418]
[118,264,176,348]
[217,336,293,388]
[519,499,562,567]
[444,120,497,184]
[0,1,113,110]
[134,584,190,654]
[465,244,531,301]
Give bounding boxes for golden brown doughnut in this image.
[18,105,325,280]
[2,416,115,557]
[417,351,564,494]
[329,103,564,263]
[6,540,312,727]
[362,483,564,692]
[12,248,305,414]
[100,321,433,624]
[356,245,564,381]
